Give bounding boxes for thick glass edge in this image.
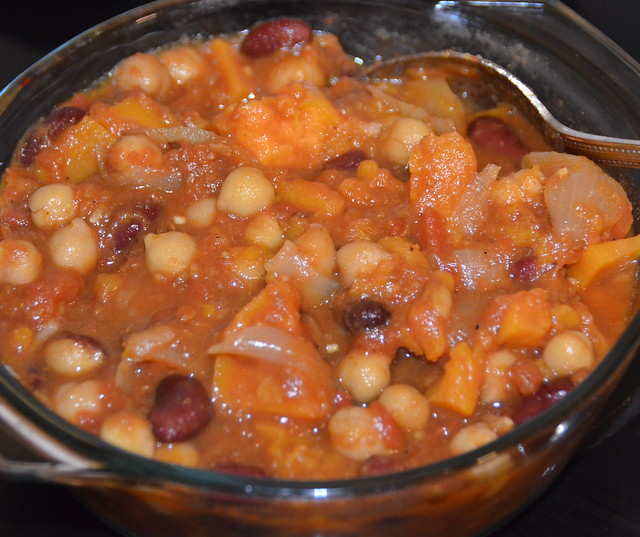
[0,0,639,499]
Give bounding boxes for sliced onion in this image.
[452,247,508,290]
[145,126,217,145]
[450,163,500,237]
[113,166,183,192]
[116,324,184,389]
[367,86,430,121]
[208,324,330,377]
[527,152,633,245]
[123,324,177,358]
[264,241,340,308]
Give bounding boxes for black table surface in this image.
[1,1,639,536]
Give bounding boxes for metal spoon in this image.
[362,50,640,169]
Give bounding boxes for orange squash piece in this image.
[32,116,117,183]
[497,288,552,347]
[212,279,335,421]
[214,82,342,169]
[430,342,483,417]
[409,131,477,218]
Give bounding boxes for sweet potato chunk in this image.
[211,279,335,421]
[214,82,342,168]
[409,131,477,218]
[430,342,482,417]
[497,288,552,347]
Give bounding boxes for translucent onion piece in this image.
[145,127,217,145]
[453,247,508,290]
[264,241,340,308]
[114,166,183,191]
[208,324,330,377]
[116,325,184,389]
[450,163,500,237]
[526,152,633,245]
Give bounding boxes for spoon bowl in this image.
[363,50,640,169]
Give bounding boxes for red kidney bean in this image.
[343,299,391,332]
[113,217,145,253]
[467,116,528,158]
[135,199,162,222]
[17,133,48,167]
[46,106,86,139]
[110,200,162,254]
[511,377,575,426]
[149,375,213,442]
[510,255,537,283]
[17,106,86,167]
[326,149,367,170]
[241,18,312,57]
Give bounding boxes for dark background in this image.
[0,1,639,536]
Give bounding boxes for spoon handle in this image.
[553,126,640,169]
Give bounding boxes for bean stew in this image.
[0,17,638,480]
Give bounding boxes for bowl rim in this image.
[1,0,639,500]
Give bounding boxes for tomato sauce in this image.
[0,18,637,479]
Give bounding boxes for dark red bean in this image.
[17,133,48,167]
[343,299,391,332]
[326,149,367,170]
[113,217,145,253]
[241,18,312,57]
[511,377,575,426]
[46,106,86,139]
[149,375,213,443]
[135,200,162,222]
[359,455,405,477]
[111,200,162,254]
[467,116,528,158]
[510,255,537,283]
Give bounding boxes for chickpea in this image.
[43,334,107,377]
[295,224,336,277]
[158,46,205,85]
[217,166,275,217]
[480,349,517,404]
[381,118,432,166]
[245,214,285,250]
[379,383,430,431]
[450,423,498,455]
[108,134,164,174]
[114,52,171,98]
[328,406,390,462]
[100,411,156,458]
[542,330,595,376]
[144,231,197,277]
[155,442,200,467]
[53,380,109,425]
[264,52,325,93]
[337,351,391,403]
[336,239,391,287]
[29,183,75,229]
[185,197,217,228]
[0,239,43,284]
[48,218,98,274]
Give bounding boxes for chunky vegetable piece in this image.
[0,19,638,480]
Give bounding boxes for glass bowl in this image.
[1,1,640,536]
